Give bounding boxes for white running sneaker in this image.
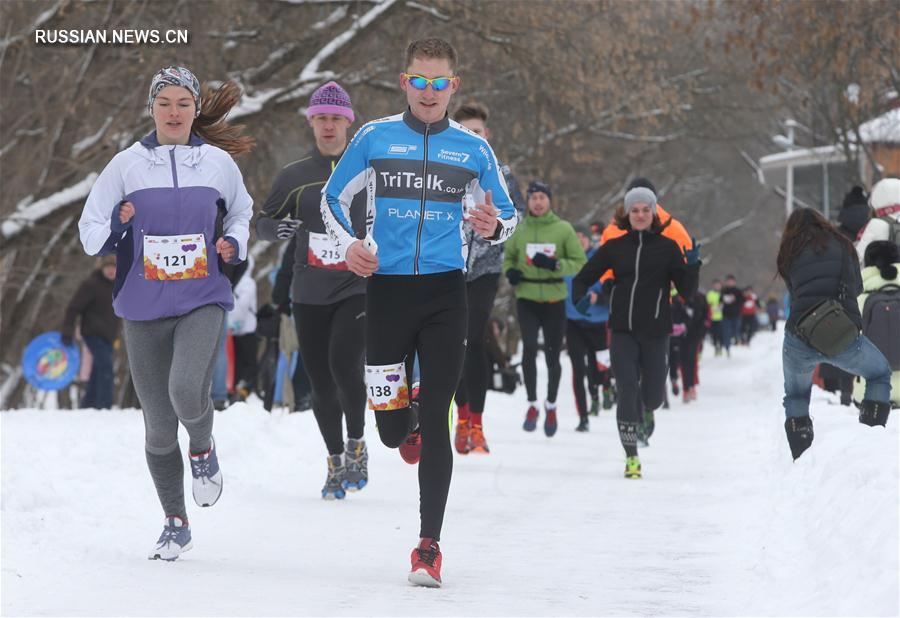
[189,437,223,507]
[148,516,192,561]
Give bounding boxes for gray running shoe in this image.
[322,453,346,500]
[148,516,192,561]
[343,438,369,491]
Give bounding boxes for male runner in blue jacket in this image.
[321,37,517,587]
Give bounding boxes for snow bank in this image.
[1,327,897,616]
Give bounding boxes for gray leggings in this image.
[123,304,225,519]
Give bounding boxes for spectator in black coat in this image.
[776,207,892,460]
[60,255,120,408]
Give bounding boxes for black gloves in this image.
[683,237,701,266]
[277,302,292,317]
[531,252,558,271]
[506,268,523,286]
[276,218,302,240]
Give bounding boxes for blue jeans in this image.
[81,336,114,409]
[782,331,891,418]
[722,316,741,351]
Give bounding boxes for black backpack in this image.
[875,214,900,252]
[862,283,900,370]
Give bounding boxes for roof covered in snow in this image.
[858,107,900,144]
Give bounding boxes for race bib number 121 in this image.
[143,233,208,281]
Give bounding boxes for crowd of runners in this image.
[75,35,897,588]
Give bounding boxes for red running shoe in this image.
[468,424,490,454]
[523,405,539,431]
[454,420,471,455]
[399,428,422,464]
[408,537,442,587]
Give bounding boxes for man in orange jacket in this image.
[597,178,691,283]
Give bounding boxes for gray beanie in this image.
[623,187,657,215]
[572,222,591,236]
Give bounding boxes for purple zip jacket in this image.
[78,132,253,321]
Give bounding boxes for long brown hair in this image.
[612,205,671,234]
[191,82,255,157]
[775,207,855,280]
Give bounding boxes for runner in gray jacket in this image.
[451,102,524,455]
[255,81,369,500]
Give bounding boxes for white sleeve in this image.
[470,138,518,245]
[78,154,127,256]
[856,219,889,265]
[221,155,253,261]
[321,122,374,257]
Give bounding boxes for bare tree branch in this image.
[1,174,98,239]
[231,0,398,119]
[0,0,70,52]
[238,6,348,86]
[15,215,74,304]
[406,1,449,20]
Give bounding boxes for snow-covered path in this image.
[2,328,898,616]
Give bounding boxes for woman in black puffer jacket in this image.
[777,208,892,460]
[573,186,700,479]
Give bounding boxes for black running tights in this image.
[367,271,467,541]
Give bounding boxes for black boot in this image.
[784,416,814,460]
[859,399,891,427]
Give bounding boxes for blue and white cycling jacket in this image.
[320,109,518,275]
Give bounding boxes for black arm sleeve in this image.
[271,237,296,306]
[256,167,301,241]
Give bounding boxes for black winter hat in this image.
[627,176,656,194]
[527,180,552,201]
[863,240,900,269]
[842,186,869,209]
[864,240,899,280]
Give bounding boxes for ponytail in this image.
[191,82,255,157]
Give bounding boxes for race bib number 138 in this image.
[364,362,410,411]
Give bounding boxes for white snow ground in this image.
[2,327,898,617]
